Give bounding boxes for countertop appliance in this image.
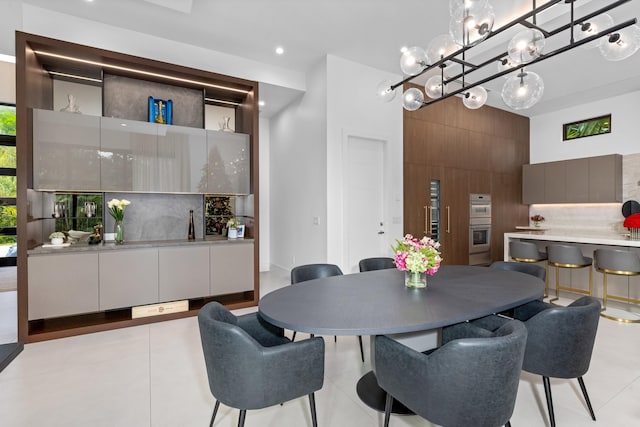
[469,194,491,265]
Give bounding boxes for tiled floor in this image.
[0,267,639,426]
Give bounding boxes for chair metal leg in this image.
[292,331,296,341]
[577,377,596,421]
[209,400,220,427]
[505,421,512,427]
[543,376,556,427]
[384,392,393,427]
[309,393,318,427]
[237,409,246,427]
[334,336,337,343]
[358,335,364,363]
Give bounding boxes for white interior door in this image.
[344,135,386,273]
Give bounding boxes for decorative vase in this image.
[114,220,124,245]
[228,228,238,239]
[533,221,541,228]
[405,271,427,288]
[630,228,640,240]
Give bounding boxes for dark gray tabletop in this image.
[258,265,544,335]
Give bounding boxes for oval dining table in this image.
[258,265,544,413]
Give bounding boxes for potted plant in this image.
[49,232,66,245]
[530,214,545,228]
[226,218,240,239]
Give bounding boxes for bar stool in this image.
[547,244,593,304]
[594,249,640,323]
[509,241,549,297]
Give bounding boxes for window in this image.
[0,103,16,265]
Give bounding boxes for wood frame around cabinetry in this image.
[15,31,260,342]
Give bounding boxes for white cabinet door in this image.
[32,109,101,191]
[206,131,250,194]
[100,117,159,192]
[158,246,210,301]
[210,242,254,295]
[158,125,208,193]
[99,248,159,310]
[28,253,99,320]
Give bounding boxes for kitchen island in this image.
[504,229,640,304]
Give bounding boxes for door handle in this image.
[424,205,429,236]
[378,231,385,235]
[446,206,450,234]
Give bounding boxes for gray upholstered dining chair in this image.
[490,260,547,281]
[290,263,366,363]
[375,319,527,427]
[509,241,549,296]
[197,302,325,427]
[470,296,601,427]
[358,257,396,272]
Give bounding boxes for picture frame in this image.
[236,224,245,238]
[563,114,611,141]
[148,96,173,125]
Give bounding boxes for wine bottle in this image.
[188,209,196,240]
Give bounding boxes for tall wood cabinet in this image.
[403,92,530,265]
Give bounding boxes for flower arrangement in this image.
[530,214,545,223]
[391,234,442,276]
[107,199,130,221]
[226,217,240,229]
[49,232,65,239]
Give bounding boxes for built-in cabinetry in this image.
[28,241,254,321]
[28,252,99,320]
[32,109,101,191]
[403,94,530,265]
[33,110,248,194]
[522,154,622,204]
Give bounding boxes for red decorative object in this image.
[623,213,640,228]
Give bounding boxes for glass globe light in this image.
[425,75,448,99]
[400,46,428,76]
[575,13,614,49]
[449,0,488,18]
[426,34,458,64]
[449,3,494,46]
[507,29,546,64]
[376,80,397,102]
[462,86,488,109]
[599,24,640,61]
[402,87,425,111]
[501,70,544,110]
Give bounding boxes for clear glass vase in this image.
[405,271,427,288]
[114,220,124,245]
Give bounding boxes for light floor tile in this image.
[0,267,638,426]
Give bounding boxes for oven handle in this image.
[446,206,450,234]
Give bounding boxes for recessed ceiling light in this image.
[275,46,284,55]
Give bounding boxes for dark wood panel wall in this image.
[403,88,530,265]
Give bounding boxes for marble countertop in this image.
[504,229,640,247]
[28,237,253,255]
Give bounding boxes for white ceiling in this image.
[20,0,640,117]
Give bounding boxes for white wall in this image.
[269,59,327,270]
[530,90,640,163]
[258,116,270,271]
[325,55,403,268]
[0,61,16,104]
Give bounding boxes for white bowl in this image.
[68,230,92,241]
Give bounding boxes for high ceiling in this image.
[19,0,640,117]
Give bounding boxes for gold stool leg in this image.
[603,272,608,310]
[588,265,593,297]
[545,262,549,298]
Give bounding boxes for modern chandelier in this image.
[378,0,640,111]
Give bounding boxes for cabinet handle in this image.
[424,205,429,236]
[446,206,450,234]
